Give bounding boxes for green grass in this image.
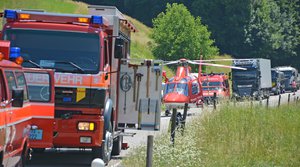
[0,0,88,15]
[123,103,300,166]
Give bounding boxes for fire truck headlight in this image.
[78,122,95,131]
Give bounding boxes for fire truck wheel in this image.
[112,135,123,155]
[92,122,113,164]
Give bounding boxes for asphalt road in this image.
[27,91,300,167]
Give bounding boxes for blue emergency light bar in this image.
[91,16,103,25]
[3,9,106,26]
[10,47,21,59]
[4,9,17,19]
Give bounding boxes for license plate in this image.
[30,129,43,140]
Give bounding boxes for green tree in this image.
[151,3,218,61]
[245,0,300,60]
[190,0,251,58]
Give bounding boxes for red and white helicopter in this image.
[162,58,246,111]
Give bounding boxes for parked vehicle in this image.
[273,66,298,92]
[1,6,162,163]
[199,73,230,104]
[232,59,272,100]
[271,69,285,95]
[0,43,31,167]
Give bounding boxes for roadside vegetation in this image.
[123,103,300,166]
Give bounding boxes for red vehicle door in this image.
[23,69,55,150]
[3,69,31,167]
[0,70,8,167]
[190,79,202,103]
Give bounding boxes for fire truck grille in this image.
[55,87,106,108]
[55,110,82,118]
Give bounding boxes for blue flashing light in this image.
[10,47,21,59]
[91,15,103,25]
[63,97,72,102]
[4,10,17,19]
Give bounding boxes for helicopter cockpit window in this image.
[165,83,175,94]
[192,82,199,95]
[180,78,188,83]
[176,83,188,96]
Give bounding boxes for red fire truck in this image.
[199,73,230,104]
[1,6,163,164]
[0,44,31,167]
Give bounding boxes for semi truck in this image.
[273,66,298,92]
[0,6,162,164]
[232,59,272,100]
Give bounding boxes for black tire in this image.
[92,122,113,164]
[112,135,123,155]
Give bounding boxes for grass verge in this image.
[123,103,300,166]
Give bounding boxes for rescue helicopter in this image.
[162,58,246,116]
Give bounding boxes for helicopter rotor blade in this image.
[186,60,200,65]
[163,60,180,65]
[194,58,253,62]
[189,61,247,70]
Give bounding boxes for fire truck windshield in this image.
[4,29,100,74]
[202,81,222,87]
[202,81,222,91]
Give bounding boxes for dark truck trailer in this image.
[232,59,272,100]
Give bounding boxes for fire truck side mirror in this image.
[12,88,24,108]
[114,38,124,59]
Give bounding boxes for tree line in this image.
[77,0,300,68]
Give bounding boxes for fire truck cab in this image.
[0,6,162,164]
[199,73,230,104]
[0,46,31,167]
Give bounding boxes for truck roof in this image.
[273,66,297,71]
[199,75,227,81]
[3,7,136,35]
[88,5,136,36]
